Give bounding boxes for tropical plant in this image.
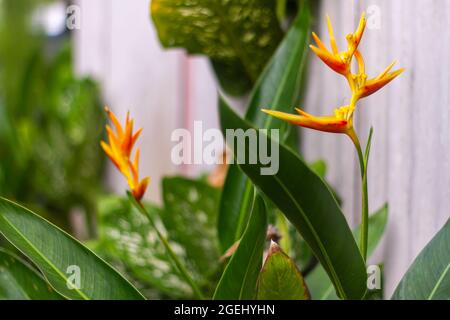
[0,0,448,301]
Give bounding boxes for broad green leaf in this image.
[278,160,326,271]
[162,176,221,278]
[392,218,450,300]
[151,0,283,96]
[219,99,367,299]
[0,197,144,300]
[307,205,388,300]
[218,6,311,252]
[257,242,309,300]
[0,249,63,300]
[214,194,267,300]
[96,196,193,299]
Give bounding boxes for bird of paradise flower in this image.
[262,12,404,261]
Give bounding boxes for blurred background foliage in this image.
[0,0,105,231]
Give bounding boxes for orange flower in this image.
[101,107,149,201]
[310,13,366,76]
[262,106,353,135]
[356,57,405,99]
[262,12,404,137]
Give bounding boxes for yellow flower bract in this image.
[101,107,149,201]
[262,12,404,136]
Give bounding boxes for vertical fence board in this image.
[304,0,450,296]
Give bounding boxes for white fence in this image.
[74,0,450,296]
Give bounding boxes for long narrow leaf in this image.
[214,194,267,300]
[0,249,63,300]
[219,99,367,299]
[307,205,388,300]
[0,197,145,300]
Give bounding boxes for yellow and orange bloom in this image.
[310,13,366,76]
[262,106,352,135]
[358,60,405,99]
[262,12,404,138]
[101,107,149,201]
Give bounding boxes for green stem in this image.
[348,129,369,262]
[128,193,205,300]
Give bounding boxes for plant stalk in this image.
[128,193,205,300]
[348,129,369,262]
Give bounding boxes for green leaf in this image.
[161,176,221,277]
[0,197,144,300]
[307,205,388,300]
[151,0,283,95]
[218,6,311,252]
[96,196,193,298]
[243,5,311,131]
[257,241,309,300]
[0,249,63,300]
[214,194,267,300]
[218,168,253,252]
[392,218,450,300]
[309,160,327,178]
[354,204,388,256]
[219,99,367,300]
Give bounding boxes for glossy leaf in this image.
[218,6,312,252]
[151,0,283,95]
[392,218,450,300]
[257,242,309,300]
[0,197,144,300]
[162,176,221,277]
[0,249,63,300]
[214,194,267,300]
[307,205,388,300]
[219,99,367,300]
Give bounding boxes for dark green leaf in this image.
[307,205,388,300]
[219,99,367,299]
[218,6,311,252]
[257,242,309,300]
[0,249,63,300]
[0,197,144,300]
[214,194,267,300]
[392,218,450,300]
[151,0,283,95]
